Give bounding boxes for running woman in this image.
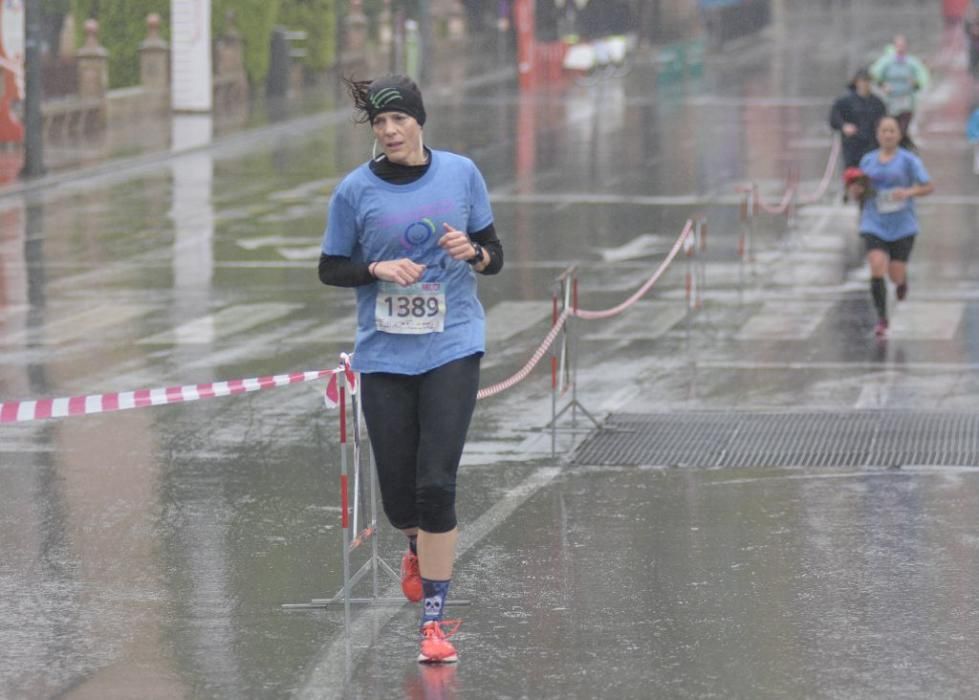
[318,74,503,663]
[870,35,930,147]
[849,115,933,337]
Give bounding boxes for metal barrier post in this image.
[570,275,580,430]
[696,217,706,310]
[283,358,470,616]
[738,187,753,262]
[546,266,599,439]
[550,280,560,457]
[339,375,352,631]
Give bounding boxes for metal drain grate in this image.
[571,411,979,467]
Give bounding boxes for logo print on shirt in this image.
[401,217,437,253]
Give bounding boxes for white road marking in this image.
[485,301,552,344]
[138,303,303,345]
[0,304,149,345]
[597,233,672,262]
[736,301,834,340]
[888,301,964,340]
[581,302,688,342]
[297,466,562,699]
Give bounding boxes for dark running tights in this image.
[360,354,480,534]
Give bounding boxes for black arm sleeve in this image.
[470,223,504,275]
[318,254,375,287]
[829,98,845,131]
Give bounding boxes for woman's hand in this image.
[438,224,482,263]
[893,184,933,201]
[372,258,426,286]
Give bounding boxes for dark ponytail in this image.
[342,76,375,125]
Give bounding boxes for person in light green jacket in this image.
[870,34,930,147]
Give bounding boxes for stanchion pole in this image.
[550,281,559,457]
[693,216,705,311]
[570,274,580,430]
[338,372,351,639]
[283,358,468,612]
[550,350,558,458]
[350,380,379,600]
[545,266,599,444]
[738,190,748,260]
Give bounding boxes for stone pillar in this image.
[378,0,393,47]
[214,10,249,106]
[139,14,169,92]
[76,19,108,101]
[215,10,244,78]
[342,0,369,76]
[447,0,467,40]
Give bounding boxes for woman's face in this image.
[372,111,424,165]
[877,118,901,149]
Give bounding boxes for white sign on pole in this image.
[0,0,25,98]
[171,0,212,112]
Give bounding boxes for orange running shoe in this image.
[418,620,460,664]
[400,551,423,602]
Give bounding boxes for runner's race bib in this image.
[375,282,446,334]
[877,188,908,214]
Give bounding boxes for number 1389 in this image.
[383,296,441,317]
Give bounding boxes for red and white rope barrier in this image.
[476,308,572,400]
[0,369,338,424]
[3,219,702,421]
[573,219,694,320]
[741,135,840,216]
[798,135,841,204]
[754,181,796,215]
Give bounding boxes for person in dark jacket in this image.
[829,68,888,168]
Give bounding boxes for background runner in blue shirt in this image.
[850,115,934,338]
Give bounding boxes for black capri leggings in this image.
[360,353,480,534]
[860,232,915,262]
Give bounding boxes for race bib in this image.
[887,94,914,115]
[375,282,446,334]
[877,188,908,214]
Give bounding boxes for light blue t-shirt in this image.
[322,149,494,374]
[858,148,930,241]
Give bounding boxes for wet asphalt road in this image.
[5,1,979,698]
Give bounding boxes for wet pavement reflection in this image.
[4,1,979,697]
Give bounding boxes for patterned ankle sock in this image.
[420,578,451,626]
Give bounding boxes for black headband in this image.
[366,75,426,126]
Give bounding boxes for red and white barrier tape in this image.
[755,182,796,215]
[476,219,695,398]
[0,369,338,424]
[4,219,702,420]
[476,308,571,400]
[798,136,840,204]
[742,136,840,214]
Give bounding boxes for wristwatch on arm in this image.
[466,241,484,266]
